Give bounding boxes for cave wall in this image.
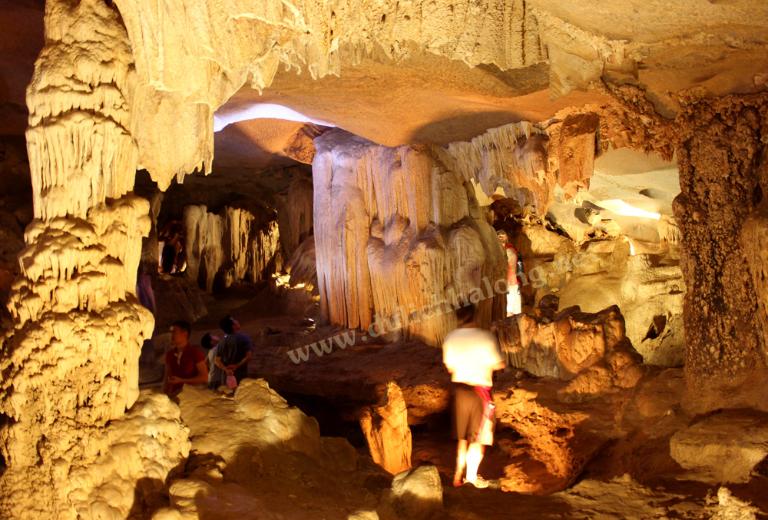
[673,94,768,413]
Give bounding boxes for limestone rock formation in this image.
[674,94,768,413]
[275,173,314,259]
[670,410,768,484]
[524,234,685,367]
[381,465,443,520]
[0,3,174,515]
[360,382,413,475]
[555,113,599,197]
[494,303,644,390]
[160,379,384,520]
[313,130,506,345]
[1,392,190,519]
[177,379,325,463]
[4,0,768,517]
[184,204,281,292]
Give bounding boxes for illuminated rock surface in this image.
[0,0,768,518]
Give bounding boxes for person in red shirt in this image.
[164,320,208,396]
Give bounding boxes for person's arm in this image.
[235,349,252,370]
[184,360,209,384]
[214,355,230,372]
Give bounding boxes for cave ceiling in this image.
[0,0,766,172]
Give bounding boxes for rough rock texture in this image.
[550,242,686,367]
[555,113,599,197]
[494,304,644,389]
[112,0,547,186]
[184,204,281,292]
[313,130,506,345]
[0,2,177,516]
[360,381,413,475]
[670,410,768,484]
[0,392,190,519]
[673,94,768,413]
[160,379,383,520]
[252,335,451,425]
[381,465,443,520]
[492,363,665,494]
[275,173,314,259]
[178,379,325,463]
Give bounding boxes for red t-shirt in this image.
[165,344,206,394]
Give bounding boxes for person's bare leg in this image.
[465,443,485,483]
[454,439,468,486]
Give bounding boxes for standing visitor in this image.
[200,332,221,389]
[164,320,208,396]
[214,315,253,388]
[496,230,522,316]
[442,304,505,488]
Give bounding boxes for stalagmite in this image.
[360,382,413,475]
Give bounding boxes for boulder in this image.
[164,379,386,519]
[381,465,443,520]
[177,379,325,466]
[670,410,768,484]
[495,303,643,391]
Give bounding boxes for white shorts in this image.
[506,284,521,316]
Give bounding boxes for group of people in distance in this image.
[163,315,253,396]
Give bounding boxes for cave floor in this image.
[140,284,768,519]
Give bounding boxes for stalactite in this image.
[440,122,552,214]
[184,204,281,292]
[276,173,314,259]
[313,130,506,345]
[111,0,548,187]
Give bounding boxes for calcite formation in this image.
[313,130,506,344]
[184,204,281,292]
[670,410,768,484]
[360,382,413,475]
[494,303,644,393]
[3,0,768,516]
[312,120,603,343]
[0,2,180,516]
[161,380,378,519]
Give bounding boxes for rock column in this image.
[673,94,768,412]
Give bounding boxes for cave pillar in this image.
[673,94,768,413]
[0,0,154,513]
